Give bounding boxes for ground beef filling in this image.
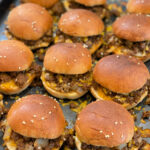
[67,0,110,19]
[9,130,63,150]
[44,71,92,93]
[93,80,149,105]
[95,33,150,59]
[0,63,41,88]
[54,29,102,50]
[5,27,52,50]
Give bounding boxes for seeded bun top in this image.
[113,14,150,42]
[127,0,150,14]
[44,43,92,74]
[93,55,149,94]
[58,9,104,37]
[75,0,106,6]
[22,0,58,8]
[0,40,33,72]
[75,100,134,147]
[7,3,53,41]
[7,95,66,139]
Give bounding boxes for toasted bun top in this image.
[127,0,150,14]
[75,100,134,147]
[93,55,149,94]
[75,0,106,6]
[7,3,53,41]
[7,94,65,139]
[22,0,58,8]
[0,40,33,72]
[58,9,104,37]
[44,43,92,74]
[113,14,150,42]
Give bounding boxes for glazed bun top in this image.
[7,95,65,139]
[7,3,53,41]
[0,40,33,72]
[93,55,149,94]
[75,0,106,6]
[22,0,58,8]
[75,100,134,147]
[44,43,92,74]
[113,14,150,42]
[58,9,104,37]
[127,0,150,14]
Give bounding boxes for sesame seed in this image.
[137,24,140,27]
[105,135,110,138]
[55,59,58,62]
[88,19,91,22]
[112,132,114,135]
[49,111,52,114]
[115,121,118,125]
[41,11,44,14]
[88,55,90,58]
[116,55,119,58]
[38,146,41,149]
[54,106,56,109]
[22,121,26,124]
[40,102,43,105]
[3,56,6,58]
[73,44,76,48]
[33,28,37,31]
[33,115,37,118]
[18,67,21,70]
[77,118,80,120]
[120,121,123,124]
[74,59,77,62]
[66,62,69,65]
[121,134,124,138]
[100,130,103,133]
[129,56,132,58]
[138,62,140,65]
[41,117,45,120]
[81,53,85,56]
[83,44,88,48]
[30,120,34,123]
[0,56,2,58]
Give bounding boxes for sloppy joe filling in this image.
[43,70,93,93]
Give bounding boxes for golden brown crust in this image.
[93,55,149,94]
[75,100,134,147]
[113,14,150,42]
[44,43,92,74]
[7,3,53,41]
[7,95,65,139]
[75,0,106,6]
[127,0,150,14]
[22,0,58,8]
[41,71,88,99]
[0,40,33,72]
[58,9,104,37]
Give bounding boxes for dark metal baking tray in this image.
[0,0,149,150]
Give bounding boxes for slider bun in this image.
[75,100,134,147]
[22,0,58,8]
[93,55,149,94]
[127,0,150,14]
[58,9,104,37]
[7,3,53,41]
[7,95,65,139]
[75,0,106,6]
[113,14,150,42]
[0,40,33,72]
[44,43,92,74]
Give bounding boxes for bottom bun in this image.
[0,73,35,95]
[41,73,88,99]
[90,86,148,109]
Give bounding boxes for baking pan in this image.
[0,0,149,150]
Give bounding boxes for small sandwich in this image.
[3,94,66,150]
[91,54,150,109]
[127,0,150,14]
[6,3,53,50]
[54,9,104,54]
[75,100,134,150]
[94,14,150,62]
[63,0,110,20]
[41,43,92,99]
[0,40,41,95]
